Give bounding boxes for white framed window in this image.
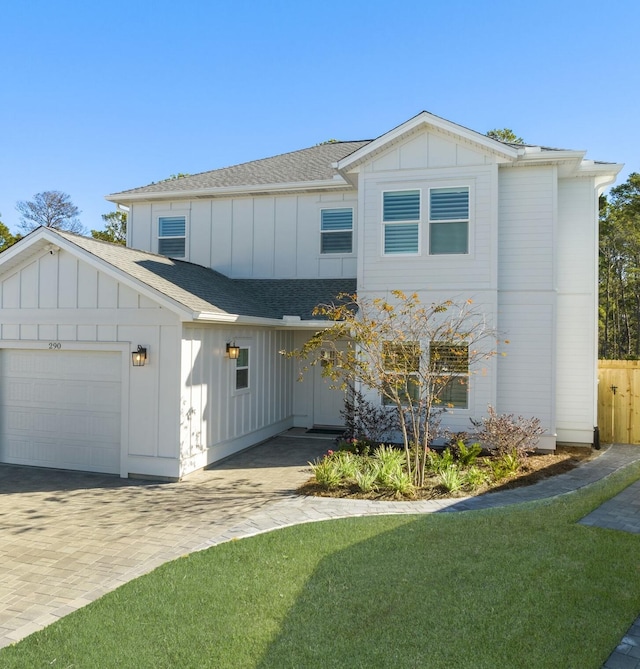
[158,215,186,258]
[381,341,420,406]
[429,187,469,255]
[235,347,249,391]
[430,343,469,408]
[383,190,420,254]
[321,208,353,254]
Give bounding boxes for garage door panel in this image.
[0,350,122,474]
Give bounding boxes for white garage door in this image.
[0,349,122,474]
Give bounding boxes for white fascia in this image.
[334,111,520,173]
[192,311,335,330]
[106,178,352,204]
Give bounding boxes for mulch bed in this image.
[298,446,598,501]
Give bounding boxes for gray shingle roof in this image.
[109,141,371,197]
[55,231,355,321]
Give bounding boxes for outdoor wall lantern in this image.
[132,345,148,367]
[226,342,240,360]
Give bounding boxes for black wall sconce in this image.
[226,342,240,359]
[132,345,148,367]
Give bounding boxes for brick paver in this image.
[1,434,640,668]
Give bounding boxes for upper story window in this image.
[383,190,420,254]
[429,187,469,255]
[321,208,353,254]
[158,216,186,257]
[430,343,469,408]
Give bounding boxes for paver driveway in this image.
[0,432,330,648]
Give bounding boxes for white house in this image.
[0,112,621,479]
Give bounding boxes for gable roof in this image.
[107,141,370,202]
[106,111,623,204]
[0,228,354,324]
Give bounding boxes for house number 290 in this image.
[48,342,62,350]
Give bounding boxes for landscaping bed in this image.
[299,444,597,501]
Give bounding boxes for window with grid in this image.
[429,187,469,255]
[383,190,420,254]
[321,208,353,254]
[235,347,249,390]
[382,342,420,405]
[158,216,186,257]
[430,343,469,408]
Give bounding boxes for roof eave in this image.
[106,177,353,204]
[193,312,336,329]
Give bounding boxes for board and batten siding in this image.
[128,191,358,279]
[0,247,183,478]
[356,127,499,295]
[555,177,599,443]
[179,325,294,475]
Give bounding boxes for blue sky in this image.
[1,0,637,234]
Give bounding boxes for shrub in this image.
[471,406,545,459]
[463,465,489,490]
[427,448,455,474]
[354,464,379,493]
[310,456,342,489]
[385,470,415,497]
[337,437,373,456]
[341,389,398,443]
[438,464,464,493]
[452,440,483,467]
[332,450,360,479]
[486,450,521,481]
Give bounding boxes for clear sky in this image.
[1,0,637,235]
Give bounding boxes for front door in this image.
[312,348,346,427]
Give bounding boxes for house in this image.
[0,112,622,479]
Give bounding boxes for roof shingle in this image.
[108,141,371,198]
[55,231,355,321]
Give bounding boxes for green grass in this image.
[3,463,640,668]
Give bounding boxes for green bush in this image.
[354,464,379,493]
[453,440,483,467]
[437,464,464,493]
[310,456,342,489]
[463,465,489,490]
[427,448,455,474]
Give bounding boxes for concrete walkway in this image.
[1,434,640,668]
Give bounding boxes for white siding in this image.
[555,178,599,443]
[498,166,556,291]
[496,295,556,433]
[0,248,183,479]
[128,191,358,279]
[179,325,294,475]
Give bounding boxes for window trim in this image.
[381,189,422,256]
[320,207,354,255]
[427,186,470,256]
[157,212,188,259]
[233,346,250,393]
[429,342,469,409]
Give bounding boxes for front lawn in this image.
[2,463,640,668]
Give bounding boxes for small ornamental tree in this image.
[291,291,502,487]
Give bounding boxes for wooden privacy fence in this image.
[598,360,640,444]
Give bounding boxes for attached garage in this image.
[0,227,348,480]
[0,349,122,474]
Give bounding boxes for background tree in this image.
[486,128,525,143]
[291,291,500,486]
[91,210,127,245]
[16,190,85,234]
[0,217,20,252]
[599,173,640,358]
